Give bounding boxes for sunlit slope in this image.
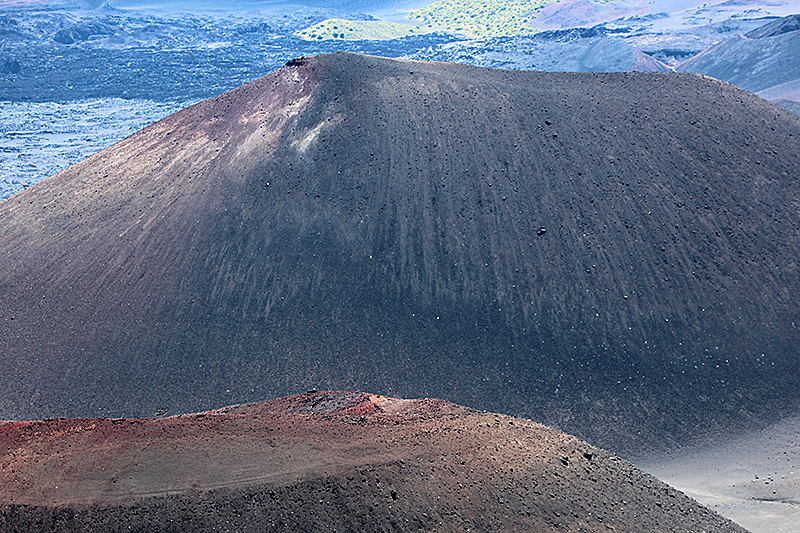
[296,18,436,41]
[297,0,622,40]
[407,0,617,38]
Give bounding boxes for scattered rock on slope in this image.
[2,53,800,455]
[0,392,747,533]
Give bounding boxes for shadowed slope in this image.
[2,53,800,454]
[0,392,746,532]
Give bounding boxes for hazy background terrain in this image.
[2,0,799,199]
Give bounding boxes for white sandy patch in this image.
[638,415,800,533]
[290,114,342,154]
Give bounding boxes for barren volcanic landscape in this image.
[2,53,800,458]
[0,391,746,532]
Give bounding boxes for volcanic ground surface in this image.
[1,53,800,455]
[0,391,747,532]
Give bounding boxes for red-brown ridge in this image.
[0,391,745,532]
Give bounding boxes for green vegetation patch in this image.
[295,18,437,41]
[408,0,557,38]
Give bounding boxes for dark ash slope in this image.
[0,392,746,533]
[2,52,800,455]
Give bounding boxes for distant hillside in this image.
[774,98,800,115]
[744,13,800,38]
[407,0,555,38]
[406,30,671,72]
[678,14,800,108]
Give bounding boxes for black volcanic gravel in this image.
[1,53,800,455]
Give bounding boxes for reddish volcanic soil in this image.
[0,392,744,532]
